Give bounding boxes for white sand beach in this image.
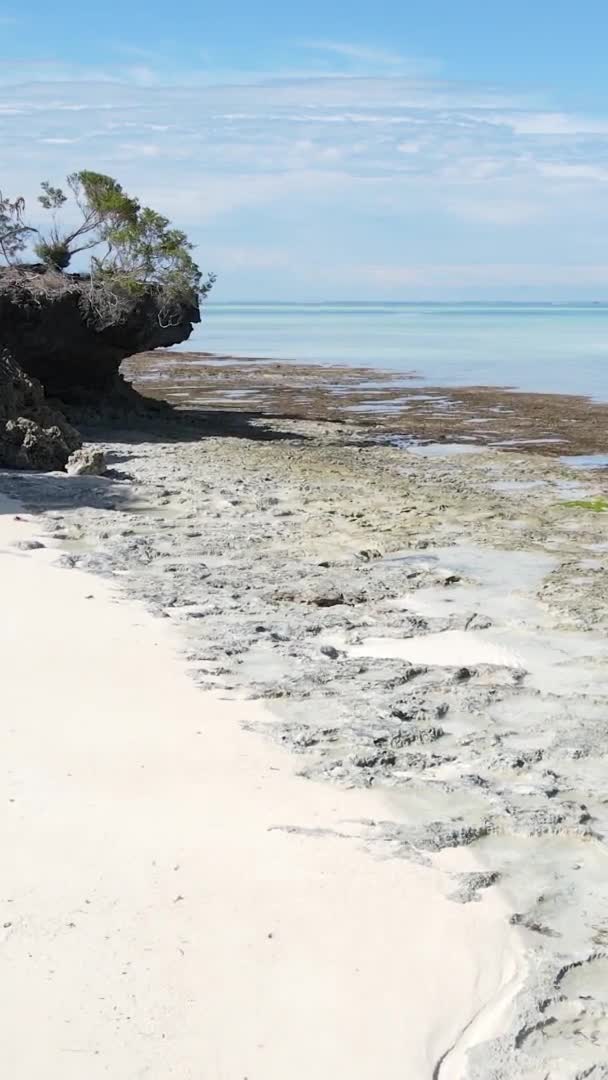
[0,493,524,1079]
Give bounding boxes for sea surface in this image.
[177,302,608,400]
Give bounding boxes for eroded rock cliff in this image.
[0,264,200,401]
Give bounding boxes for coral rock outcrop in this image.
[0,347,81,471]
[0,264,200,400]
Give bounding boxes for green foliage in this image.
[32,169,214,313]
[1,169,214,317]
[33,238,72,271]
[0,190,32,264]
[35,171,139,270]
[95,206,216,313]
[562,497,608,512]
[75,170,139,226]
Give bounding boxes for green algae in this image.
[562,497,608,512]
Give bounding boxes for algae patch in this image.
[562,497,608,512]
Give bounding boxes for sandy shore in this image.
[3,385,608,1075]
[0,493,523,1079]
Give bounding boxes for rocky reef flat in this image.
[126,349,608,457]
[3,400,608,1077]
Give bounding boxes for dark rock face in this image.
[0,265,200,401]
[0,348,81,470]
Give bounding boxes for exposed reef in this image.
[124,350,608,457]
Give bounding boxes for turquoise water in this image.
[178,302,608,400]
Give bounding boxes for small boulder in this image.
[3,417,72,471]
[13,539,45,551]
[320,644,341,659]
[66,448,107,476]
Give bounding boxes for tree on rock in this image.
[35,171,139,271]
[34,170,215,317]
[94,206,214,322]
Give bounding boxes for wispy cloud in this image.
[300,40,407,66]
[39,137,80,145]
[4,70,608,208]
[4,56,608,297]
[298,39,441,77]
[498,112,608,136]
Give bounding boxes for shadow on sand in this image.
[0,467,132,515]
[0,402,313,516]
[77,402,313,447]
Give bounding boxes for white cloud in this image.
[39,137,80,145]
[397,140,422,154]
[500,112,608,136]
[537,162,608,182]
[5,59,608,295]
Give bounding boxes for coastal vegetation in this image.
[0,179,205,474]
[0,171,215,318]
[0,170,208,424]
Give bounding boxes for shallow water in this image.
[375,437,486,456]
[561,453,608,468]
[181,302,608,400]
[351,629,525,669]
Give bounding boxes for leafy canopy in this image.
[0,171,215,315]
[35,171,140,271]
[96,206,214,303]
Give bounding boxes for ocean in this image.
[177,302,608,400]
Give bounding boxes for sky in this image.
[3,1,608,299]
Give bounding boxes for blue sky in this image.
[3,1,608,299]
